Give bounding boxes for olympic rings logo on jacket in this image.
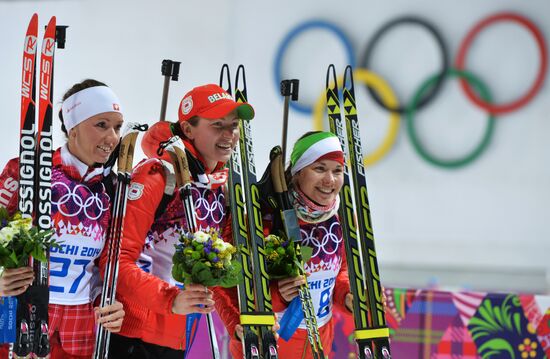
[273,13,548,168]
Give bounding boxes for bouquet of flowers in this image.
[265,232,312,279]
[172,228,242,288]
[0,208,57,269]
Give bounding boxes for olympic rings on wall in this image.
[313,68,400,167]
[275,12,547,169]
[275,12,547,116]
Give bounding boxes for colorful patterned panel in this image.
[468,294,545,359]
[186,288,550,359]
[391,290,459,358]
[537,309,550,357]
[433,315,481,359]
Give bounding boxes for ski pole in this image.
[93,123,147,359]
[159,59,181,122]
[163,138,221,359]
[279,79,299,164]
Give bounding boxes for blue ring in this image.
[273,19,356,115]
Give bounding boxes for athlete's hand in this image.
[0,266,33,297]
[95,300,125,333]
[345,292,354,313]
[172,283,215,315]
[235,322,280,341]
[277,275,306,303]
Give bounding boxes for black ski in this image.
[15,13,39,358]
[221,65,262,359]
[15,15,59,358]
[235,65,278,359]
[326,64,391,359]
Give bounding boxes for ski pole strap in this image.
[277,296,304,341]
[0,297,17,343]
[354,327,390,340]
[184,312,201,353]
[239,313,276,326]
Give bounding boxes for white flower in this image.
[10,217,32,231]
[214,240,231,252]
[193,231,210,243]
[0,226,17,245]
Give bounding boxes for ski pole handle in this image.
[162,136,192,187]
[159,59,181,122]
[280,79,299,163]
[270,153,283,195]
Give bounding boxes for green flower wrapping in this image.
[264,233,312,279]
[172,228,242,287]
[0,208,58,269]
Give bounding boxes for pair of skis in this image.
[15,14,66,358]
[324,65,391,359]
[93,123,147,359]
[221,65,278,359]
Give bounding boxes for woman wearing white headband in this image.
[0,79,125,358]
[217,131,354,359]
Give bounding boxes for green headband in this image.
[290,132,342,175]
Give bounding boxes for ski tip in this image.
[47,16,57,29]
[28,13,39,31]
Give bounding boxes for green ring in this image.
[406,69,496,168]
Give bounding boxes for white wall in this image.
[1,0,549,292]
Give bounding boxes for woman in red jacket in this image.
[106,84,254,358]
[0,79,126,358]
[215,131,354,358]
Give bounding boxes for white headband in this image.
[291,136,343,176]
[61,86,123,132]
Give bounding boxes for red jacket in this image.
[105,155,229,350]
[213,211,351,358]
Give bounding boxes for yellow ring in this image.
[313,68,400,167]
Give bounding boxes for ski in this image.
[221,65,262,359]
[14,12,39,358]
[30,15,57,359]
[221,65,260,359]
[226,65,278,358]
[325,64,390,359]
[14,15,66,358]
[93,123,147,359]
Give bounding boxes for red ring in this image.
[455,12,548,115]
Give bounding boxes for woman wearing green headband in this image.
[216,131,354,358]
[272,131,353,358]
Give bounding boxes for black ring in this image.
[360,16,449,114]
